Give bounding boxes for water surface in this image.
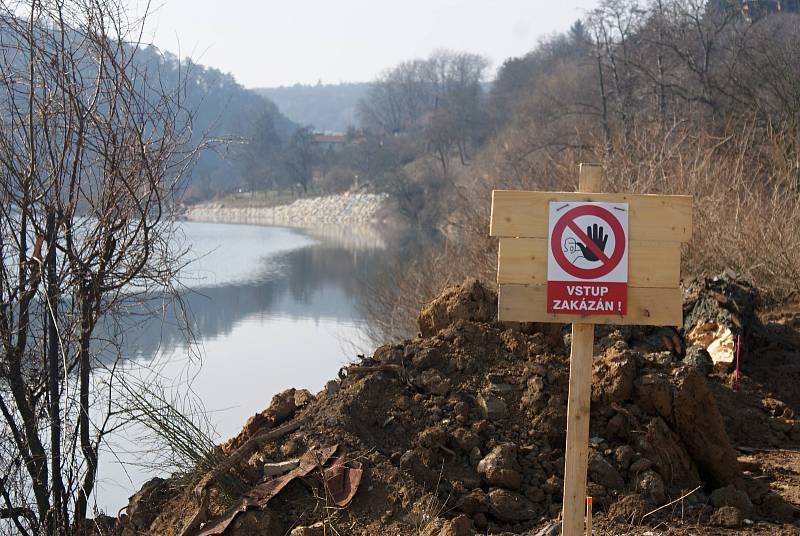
[95,221,393,512]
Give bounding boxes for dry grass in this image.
[364,118,800,340]
[598,121,800,302]
[357,239,483,343]
[452,119,800,303]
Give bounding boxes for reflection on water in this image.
[95,221,402,513]
[126,232,383,359]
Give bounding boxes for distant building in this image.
[311,131,366,151]
[311,133,347,152]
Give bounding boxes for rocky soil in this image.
[185,192,390,228]
[102,276,800,536]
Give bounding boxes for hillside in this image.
[132,48,298,201]
[254,82,371,132]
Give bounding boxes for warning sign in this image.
[547,202,629,315]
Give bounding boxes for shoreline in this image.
[184,191,393,229]
[183,192,405,250]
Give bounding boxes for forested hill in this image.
[134,46,298,201]
[254,82,371,132]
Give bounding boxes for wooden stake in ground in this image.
[561,164,601,536]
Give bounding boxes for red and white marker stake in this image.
[734,334,741,391]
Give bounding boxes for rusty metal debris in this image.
[195,444,362,536]
[324,454,363,508]
[179,418,306,536]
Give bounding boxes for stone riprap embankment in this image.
[185,192,389,228]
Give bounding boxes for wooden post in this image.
[561,163,601,536]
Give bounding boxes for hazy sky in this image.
[136,0,599,88]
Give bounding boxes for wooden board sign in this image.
[491,188,692,326]
[490,164,693,536]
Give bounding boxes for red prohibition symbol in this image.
[551,204,626,279]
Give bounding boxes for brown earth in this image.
[104,276,800,536]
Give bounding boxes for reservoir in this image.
[95,221,397,513]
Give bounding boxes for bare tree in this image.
[0,1,196,534]
[281,126,317,194]
[358,50,489,165]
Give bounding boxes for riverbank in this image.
[184,192,392,228]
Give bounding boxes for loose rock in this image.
[477,444,522,490]
[488,489,538,522]
[710,506,743,528]
[478,393,508,421]
[589,453,624,491]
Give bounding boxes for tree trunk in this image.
[46,210,66,534]
[73,292,97,529]
[10,203,51,532]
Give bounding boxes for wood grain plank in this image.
[490,190,693,242]
[562,322,594,536]
[561,164,598,536]
[497,238,681,288]
[498,284,683,326]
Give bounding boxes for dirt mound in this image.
[417,278,497,338]
[110,277,800,536]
